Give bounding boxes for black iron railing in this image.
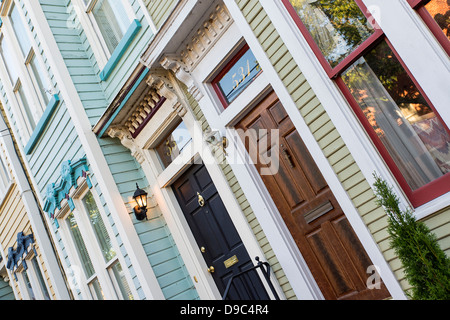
[222,257,281,300]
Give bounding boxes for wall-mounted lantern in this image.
[133,183,148,221]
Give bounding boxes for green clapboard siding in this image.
[235,0,450,294]
[144,0,178,29]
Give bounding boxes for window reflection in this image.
[425,0,450,40]
[82,191,116,262]
[289,0,374,67]
[342,40,450,190]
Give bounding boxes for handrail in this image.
[222,257,280,300]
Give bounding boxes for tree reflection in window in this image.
[342,40,450,190]
[82,191,116,262]
[289,0,374,67]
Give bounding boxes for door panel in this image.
[172,163,270,300]
[236,91,390,300]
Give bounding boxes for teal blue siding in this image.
[100,19,142,81]
[40,0,109,126]
[37,0,198,300]
[100,137,199,300]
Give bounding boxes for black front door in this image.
[172,163,269,300]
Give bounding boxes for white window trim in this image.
[0,151,12,204]
[72,0,137,70]
[16,252,50,300]
[56,178,138,300]
[25,49,53,108]
[0,55,34,143]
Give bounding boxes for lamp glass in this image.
[135,194,147,209]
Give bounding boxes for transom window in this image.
[212,44,262,108]
[284,0,450,207]
[155,119,193,169]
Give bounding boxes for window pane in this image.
[215,48,262,105]
[0,157,10,194]
[93,0,130,54]
[22,270,36,300]
[82,191,116,262]
[31,257,51,300]
[9,2,31,57]
[109,262,133,300]
[424,0,450,41]
[16,84,36,131]
[342,40,450,190]
[288,0,374,67]
[89,278,105,300]
[67,212,96,278]
[156,121,193,169]
[29,54,51,105]
[0,36,20,83]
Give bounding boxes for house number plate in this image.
[224,255,239,269]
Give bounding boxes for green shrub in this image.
[372,174,450,300]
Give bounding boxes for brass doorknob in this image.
[207,266,215,273]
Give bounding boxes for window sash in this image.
[88,277,105,300]
[82,190,116,263]
[88,0,131,55]
[27,52,52,106]
[108,261,133,300]
[284,0,450,206]
[21,270,36,300]
[31,257,51,300]
[0,35,20,84]
[9,2,32,58]
[0,157,11,197]
[15,82,37,133]
[66,211,96,278]
[283,0,385,78]
[62,188,133,299]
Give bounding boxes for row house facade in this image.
[0,0,448,300]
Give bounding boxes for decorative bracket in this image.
[107,126,146,164]
[43,157,92,228]
[160,55,203,101]
[6,232,37,281]
[146,70,188,117]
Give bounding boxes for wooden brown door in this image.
[235,91,390,300]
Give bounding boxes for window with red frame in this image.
[408,0,450,56]
[283,0,450,207]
